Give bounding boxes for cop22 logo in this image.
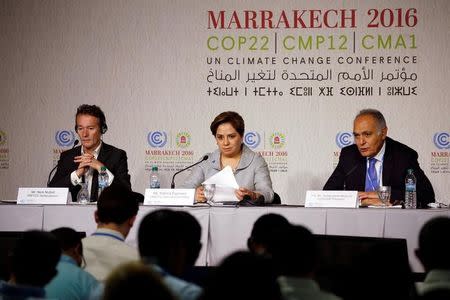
[176,132,191,148]
[335,131,354,148]
[147,131,167,148]
[269,132,286,149]
[433,132,450,149]
[244,131,261,149]
[55,130,75,147]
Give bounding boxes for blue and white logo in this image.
[147,131,167,148]
[55,130,76,147]
[335,131,353,148]
[244,131,261,149]
[433,132,450,149]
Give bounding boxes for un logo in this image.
[55,130,75,147]
[147,131,167,148]
[244,131,261,149]
[335,131,353,148]
[433,132,450,149]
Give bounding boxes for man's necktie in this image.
[365,157,378,192]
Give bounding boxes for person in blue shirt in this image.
[45,227,100,300]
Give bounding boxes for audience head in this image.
[11,230,61,287]
[96,183,139,226]
[348,240,415,300]
[201,251,281,300]
[416,216,450,271]
[50,227,85,267]
[176,210,202,267]
[102,261,175,300]
[266,224,317,277]
[247,213,291,255]
[138,209,202,276]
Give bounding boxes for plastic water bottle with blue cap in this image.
[98,166,109,199]
[404,169,416,209]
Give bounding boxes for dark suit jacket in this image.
[48,142,131,201]
[323,137,435,208]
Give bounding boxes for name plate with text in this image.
[305,190,359,208]
[17,187,70,205]
[144,189,195,206]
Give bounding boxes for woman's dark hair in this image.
[210,111,245,137]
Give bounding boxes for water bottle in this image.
[98,166,109,199]
[404,169,417,209]
[150,165,160,189]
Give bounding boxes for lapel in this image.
[382,137,393,185]
[354,155,367,189]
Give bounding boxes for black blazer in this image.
[323,137,435,208]
[48,142,131,201]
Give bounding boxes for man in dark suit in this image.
[323,109,434,208]
[49,104,131,202]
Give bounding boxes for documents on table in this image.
[203,166,240,202]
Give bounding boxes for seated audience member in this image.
[45,227,100,300]
[49,104,131,202]
[138,209,203,300]
[247,213,291,256]
[102,261,176,300]
[0,230,61,299]
[83,183,140,281]
[415,216,450,296]
[200,251,282,300]
[347,240,416,300]
[266,225,342,300]
[323,108,435,208]
[182,111,274,204]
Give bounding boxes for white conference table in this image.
[0,204,448,272]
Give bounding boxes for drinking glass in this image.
[377,186,391,207]
[202,183,216,203]
[77,183,90,204]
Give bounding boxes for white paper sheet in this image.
[203,166,239,202]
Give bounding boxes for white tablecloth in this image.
[1,204,448,272]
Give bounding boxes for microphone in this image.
[171,155,208,189]
[47,140,79,186]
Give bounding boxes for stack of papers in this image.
[203,166,239,203]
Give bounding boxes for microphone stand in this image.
[171,155,208,188]
[47,140,79,186]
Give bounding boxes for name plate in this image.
[144,189,195,206]
[305,190,359,208]
[17,187,70,205]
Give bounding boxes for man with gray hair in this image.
[324,108,434,208]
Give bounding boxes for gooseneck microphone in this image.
[47,139,79,186]
[171,155,209,189]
